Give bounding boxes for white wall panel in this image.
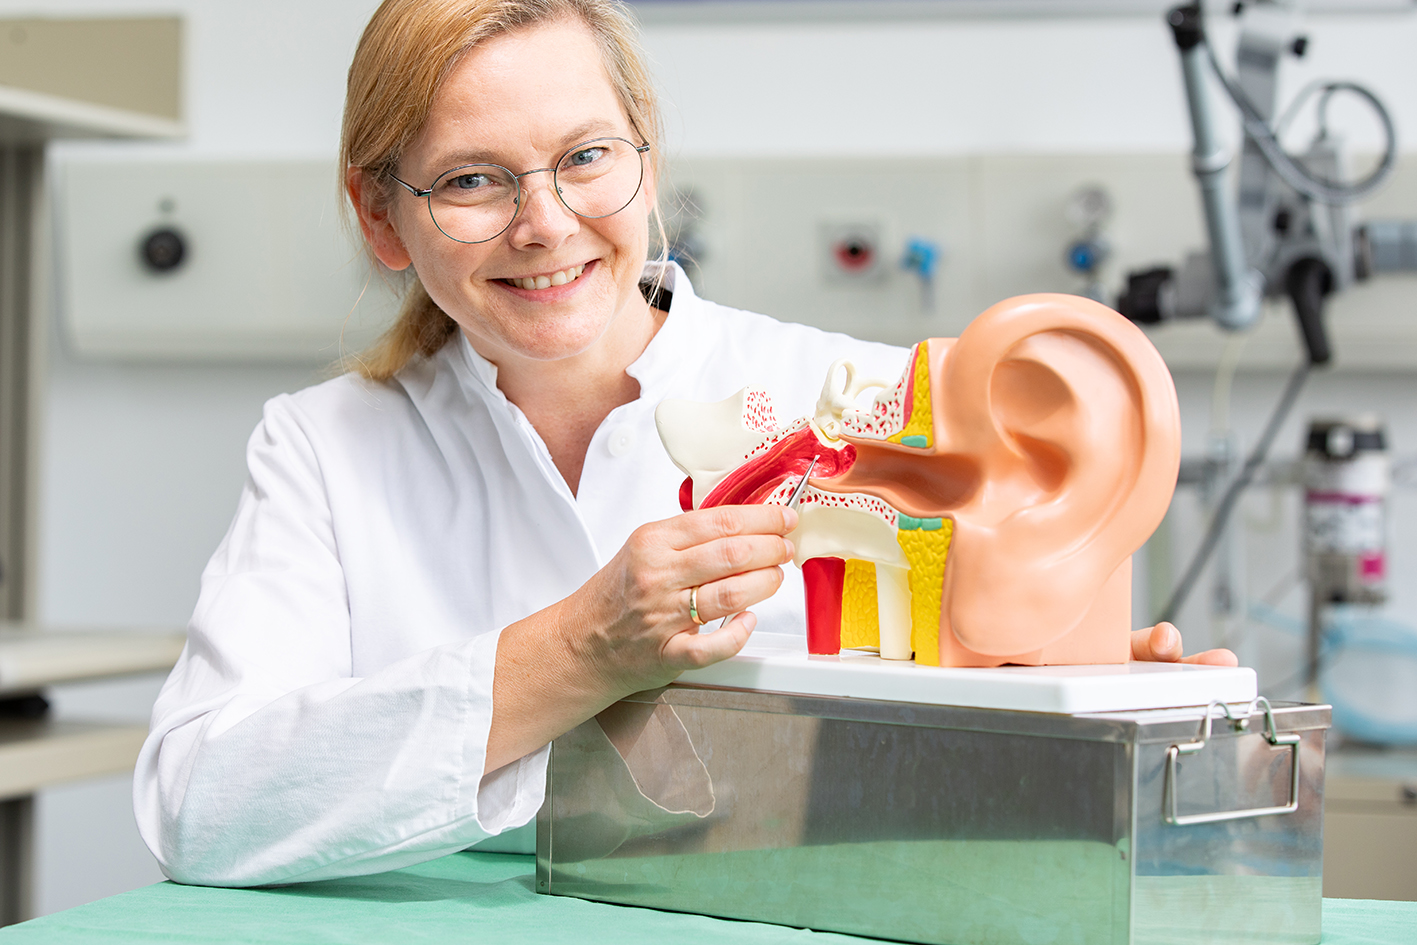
[676,153,1417,369]
[55,158,396,360]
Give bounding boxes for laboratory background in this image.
[0,0,1414,922]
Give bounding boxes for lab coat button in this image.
[608,426,635,457]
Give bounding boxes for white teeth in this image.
[511,264,585,291]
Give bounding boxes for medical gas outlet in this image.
[140,226,187,274]
[1063,185,1112,305]
[819,221,884,282]
[818,221,946,318]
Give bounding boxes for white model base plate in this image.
[676,632,1258,714]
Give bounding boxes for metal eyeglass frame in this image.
[388,137,652,245]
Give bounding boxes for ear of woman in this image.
[346,166,412,271]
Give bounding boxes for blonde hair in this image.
[341,0,664,380]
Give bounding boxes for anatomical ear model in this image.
[656,294,1182,667]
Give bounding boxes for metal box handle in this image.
[1164,697,1301,826]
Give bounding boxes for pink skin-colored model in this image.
[657,294,1182,667]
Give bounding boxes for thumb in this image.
[1131,621,1182,662]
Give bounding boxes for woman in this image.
[135,0,1230,887]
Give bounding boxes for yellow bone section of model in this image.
[840,559,880,650]
[896,517,953,666]
[887,341,933,448]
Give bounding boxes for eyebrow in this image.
[425,119,629,175]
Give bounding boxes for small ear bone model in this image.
[656,294,1181,667]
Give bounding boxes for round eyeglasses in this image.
[389,137,651,244]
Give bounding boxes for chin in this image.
[505,314,616,363]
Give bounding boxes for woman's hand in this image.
[1130,621,1238,666]
[487,504,797,772]
[565,504,799,692]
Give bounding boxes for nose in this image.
[505,167,577,248]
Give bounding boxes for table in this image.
[0,852,1411,944]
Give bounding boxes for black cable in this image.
[1157,362,1311,625]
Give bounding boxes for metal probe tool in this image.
[786,454,819,510]
[718,455,819,630]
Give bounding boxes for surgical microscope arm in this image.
[1129,0,1413,623]
[1119,1,1407,369]
[1169,2,1265,335]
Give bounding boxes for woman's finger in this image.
[664,504,798,551]
[675,533,795,590]
[1179,648,1240,666]
[1130,622,1239,666]
[662,611,757,671]
[686,566,786,626]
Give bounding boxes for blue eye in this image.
[567,147,606,167]
[432,167,514,210]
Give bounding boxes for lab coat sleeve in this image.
[133,395,545,887]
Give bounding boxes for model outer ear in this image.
[941,294,1180,658]
[832,294,1180,662]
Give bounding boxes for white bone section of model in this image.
[812,359,892,443]
[655,390,775,509]
[761,478,898,525]
[790,504,914,661]
[840,345,917,440]
[791,506,906,572]
[875,564,913,660]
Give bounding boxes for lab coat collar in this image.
[624,260,694,400]
[453,332,502,400]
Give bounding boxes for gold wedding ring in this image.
[689,585,705,626]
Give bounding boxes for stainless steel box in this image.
[537,686,1328,945]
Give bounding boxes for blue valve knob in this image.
[1065,237,1110,275]
[901,237,941,280]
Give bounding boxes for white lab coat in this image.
[134,264,905,886]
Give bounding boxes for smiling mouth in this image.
[503,263,587,291]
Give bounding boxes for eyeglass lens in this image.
[426,137,645,244]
